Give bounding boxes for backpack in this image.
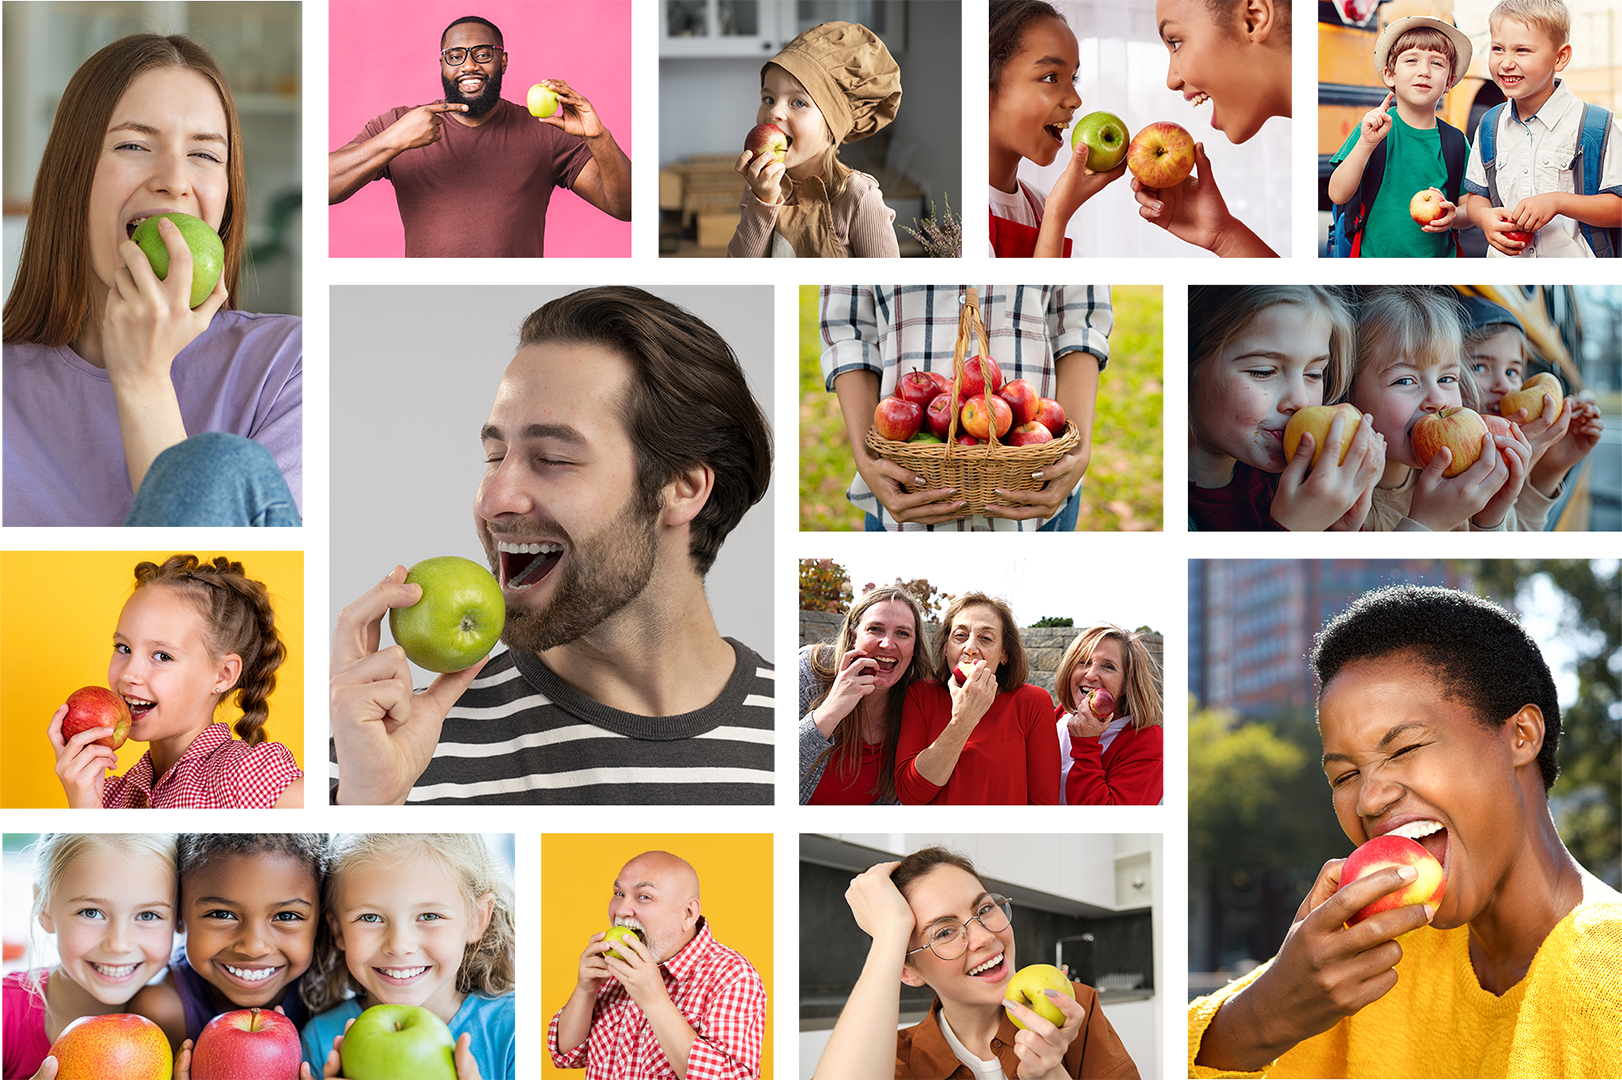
[1327,118,1468,257]
[1477,100,1621,257]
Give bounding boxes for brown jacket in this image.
[892,982,1140,1079]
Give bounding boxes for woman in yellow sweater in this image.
[1188,584,1620,1079]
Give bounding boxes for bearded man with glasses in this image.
[328,14,631,256]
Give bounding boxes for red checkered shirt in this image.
[101,723,302,808]
[548,919,766,1080]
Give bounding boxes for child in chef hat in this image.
[729,20,902,257]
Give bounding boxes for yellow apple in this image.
[1004,964,1075,1030]
[1282,403,1363,468]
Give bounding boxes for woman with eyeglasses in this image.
[3,34,301,526]
[815,846,1140,1079]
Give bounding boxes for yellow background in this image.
[540,834,774,1079]
[0,550,305,807]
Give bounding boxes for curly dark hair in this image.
[1311,585,1560,790]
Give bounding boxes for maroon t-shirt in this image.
[359,97,593,257]
[1188,462,1288,531]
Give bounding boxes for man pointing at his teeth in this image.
[327,15,631,256]
[329,286,775,805]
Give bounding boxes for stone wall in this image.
[798,610,1163,706]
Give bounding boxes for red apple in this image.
[61,686,132,750]
[1126,121,1195,188]
[959,354,1004,400]
[1085,687,1116,719]
[1408,188,1445,226]
[1413,406,1490,477]
[897,370,943,409]
[50,1013,171,1080]
[1006,421,1053,446]
[998,379,1041,425]
[1503,229,1534,248]
[925,393,956,439]
[1033,398,1067,436]
[873,397,923,442]
[743,122,788,164]
[1282,403,1363,468]
[193,1007,302,1080]
[925,370,950,395]
[1336,834,1445,929]
[956,434,982,446]
[960,394,1013,441]
[1481,414,1515,440]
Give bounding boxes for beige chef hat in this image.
[764,21,901,145]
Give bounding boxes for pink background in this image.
[328,0,632,258]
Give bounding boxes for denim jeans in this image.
[124,432,301,527]
[864,488,1081,531]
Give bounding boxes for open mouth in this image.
[498,540,563,591]
[967,952,1006,980]
[124,696,155,720]
[221,963,282,986]
[458,75,485,93]
[1187,91,1210,107]
[1044,122,1066,144]
[375,965,429,984]
[89,961,140,980]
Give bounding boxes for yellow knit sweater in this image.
[1187,882,1622,1078]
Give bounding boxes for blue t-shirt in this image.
[300,993,515,1079]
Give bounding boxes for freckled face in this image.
[989,15,1082,169]
[1466,328,1524,414]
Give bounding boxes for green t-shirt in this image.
[1332,110,1455,258]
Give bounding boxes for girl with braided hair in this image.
[47,553,303,808]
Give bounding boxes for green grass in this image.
[798,285,1164,531]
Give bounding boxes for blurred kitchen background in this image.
[659,0,960,255]
[2,1,301,314]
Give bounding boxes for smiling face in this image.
[477,341,666,654]
[1348,352,1464,469]
[1068,636,1126,717]
[1190,301,1331,480]
[1488,17,1571,116]
[1157,0,1274,142]
[898,865,1015,1008]
[85,66,228,300]
[440,20,507,116]
[851,598,918,693]
[1384,46,1453,110]
[608,854,700,964]
[181,852,319,1011]
[39,846,175,1005]
[944,603,1007,677]
[1466,328,1525,414]
[331,853,492,1023]
[757,65,833,179]
[989,15,1082,173]
[109,585,238,747]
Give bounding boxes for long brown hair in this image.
[805,586,932,802]
[933,591,1028,691]
[3,34,245,347]
[1053,623,1164,730]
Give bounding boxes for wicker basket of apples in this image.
[865,289,1078,516]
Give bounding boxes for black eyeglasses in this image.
[441,45,503,66]
[905,896,1013,962]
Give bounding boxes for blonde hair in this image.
[761,62,854,202]
[1490,0,1570,47]
[24,834,177,999]
[304,835,515,1013]
[1053,624,1164,731]
[1352,287,1480,411]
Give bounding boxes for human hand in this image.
[1407,434,1505,531]
[948,658,997,730]
[26,1056,58,1080]
[576,930,623,994]
[1501,390,1570,463]
[1066,708,1108,740]
[173,1039,192,1080]
[1420,190,1458,233]
[734,145,787,206]
[47,704,117,809]
[1007,989,1087,1080]
[330,566,491,805]
[1508,193,1563,233]
[532,79,605,139]
[822,649,881,725]
[600,928,670,1011]
[390,101,469,151]
[1271,412,1385,532]
[1132,142,1233,252]
[851,440,965,525]
[1471,423,1531,528]
[1045,140,1128,226]
[845,861,917,943]
[453,1033,483,1080]
[982,445,1090,522]
[1535,398,1603,486]
[102,219,228,391]
[1358,93,1394,148]
[1478,208,1531,255]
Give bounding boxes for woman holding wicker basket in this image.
[819,285,1107,531]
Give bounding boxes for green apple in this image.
[131,212,224,309]
[1071,111,1130,172]
[388,556,505,673]
[1004,963,1075,1030]
[527,83,559,118]
[603,925,642,961]
[339,1004,455,1080]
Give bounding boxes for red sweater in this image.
[1188,462,1287,531]
[896,683,1060,804]
[1058,707,1163,805]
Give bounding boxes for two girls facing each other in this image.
[2,833,515,1080]
[1188,285,1603,531]
[989,0,1288,258]
[1,33,301,527]
[799,588,1163,806]
[46,555,303,809]
[729,21,902,258]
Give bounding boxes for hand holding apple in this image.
[131,213,225,310]
[526,82,559,118]
[1283,404,1364,470]
[1407,418,1511,531]
[1271,411,1385,532]
[596,922,669,1009]
[61,686,132,749]
[1335,835,1444,930]
[1004,964,1077,1030]
[340,1004,456,1080]
[820,649,881,728]
[1127,122,1195,188]
[1468,420,1531,528]
[1071,111,1130,172]
[389,556,505,674]
[948,658,997,730]
[1413,407,1490,478]
[47,703,121,810]
[524,78,605,139]
[1132,141,1246,253]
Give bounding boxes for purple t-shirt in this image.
[359,97,594,257]
[3,971,51,1080]
[3,310,302,526]
[169,949,309,1043]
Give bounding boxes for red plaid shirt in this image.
[548,919,766,1079]
[101,723,302,808]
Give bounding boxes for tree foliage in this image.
[798,558,851,613]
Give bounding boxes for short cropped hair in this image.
[1490,0,1570,48]
[1385,27,1459,77]
[442,15,503,48]
[933,591,1028,691]
[1311,585,1561,790]
[519,287,773,576]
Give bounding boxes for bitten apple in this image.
[1408,188,1445,226]
[1282,403,1363,468]
[49,1013,171,1080]
[1084,687,1116,719]
[1126,122,1195,188]
[1004,964,1075,1030]
[743,122,788,164]
[873,397,924,442]
[1413,406,1490,477]
[603,925,642,962]
[192,1007,302,1080]
[1336,833,1445,928]
[61,686,133,749]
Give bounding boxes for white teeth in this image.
[497,541,563,555]
[968,952,1004,976]
[223,964,278,982]
[1389,820,1443,840]
[381,966,428,979]
[1190,92,1210,107]
[90,962,137,977]
[125,697,155,707]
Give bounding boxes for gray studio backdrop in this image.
[329,284,775,684]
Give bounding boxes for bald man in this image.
[549,851,767,1079]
